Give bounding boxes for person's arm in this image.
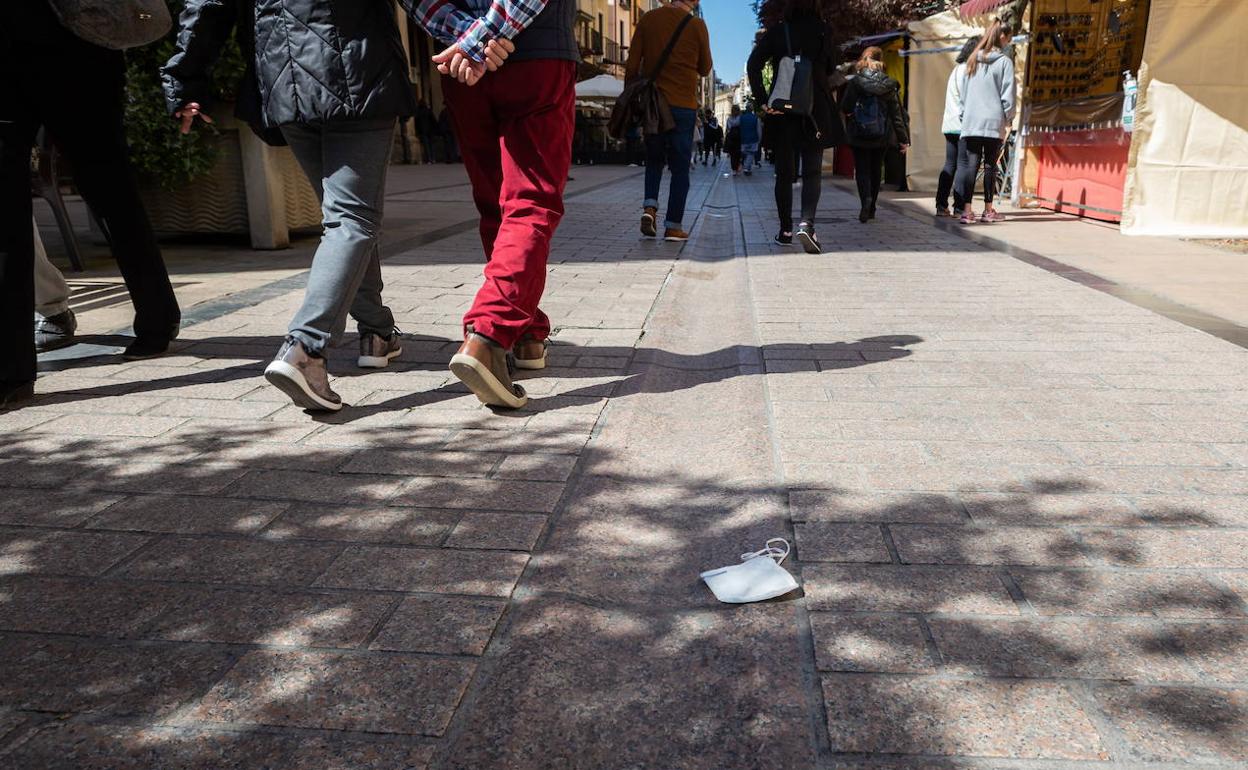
[839,80,856,117]
[161,0,238,120]
[404,0,549,63]
[746,29,772,107]
[695,19,712,77]
[625,16,646,80]
[891,86,911,146]
[999,57,1017,126]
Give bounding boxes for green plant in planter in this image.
[124,0,247,189]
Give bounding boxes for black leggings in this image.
[936,133,963,211]
[954,136,1002,209]
[851,146,885,209]
[773,139,823,232]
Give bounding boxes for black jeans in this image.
[954,135,1002,209]
[851,146,886,209]
[772,122,824,232]
[0,2,180,385]
[935,133,964,211]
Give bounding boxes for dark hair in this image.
[757,0,827,29]
[956,37,979,64]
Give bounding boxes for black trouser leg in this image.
[980,137,1002,206]
[773,137,796,233]
[798,145,823,225]
[44,65,180,341]
[937,133,960,210]
[868,147,884,205]
[954,136,980,211]
[852,147,885,207]
[0,120,39,385]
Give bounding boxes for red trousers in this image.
[442,59,575,349]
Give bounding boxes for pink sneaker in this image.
[979,209,1006,223]
[958,212,975,225]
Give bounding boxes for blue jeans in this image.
[643,106,696,229]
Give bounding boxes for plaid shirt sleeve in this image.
[403,0,550,63]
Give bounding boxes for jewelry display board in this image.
[1025,0,1150,103]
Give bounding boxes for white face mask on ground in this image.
[700,538,799,604]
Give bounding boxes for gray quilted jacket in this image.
[162,0,416,130]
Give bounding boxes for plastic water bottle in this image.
[1122,71,1138,133]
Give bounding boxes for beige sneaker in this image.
[640,206,658,238]
[358,329,403,369]
[264,338,343,412]
[449,332,527,409]
[513,335,548,370]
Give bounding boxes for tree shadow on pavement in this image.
[0,419,1243,767]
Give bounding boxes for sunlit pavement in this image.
[2,162,1246,768]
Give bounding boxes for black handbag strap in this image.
[784,22,793,58]
[648,12,695,80]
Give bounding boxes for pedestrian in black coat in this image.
[840,46,910,223]
[747,0,846,254]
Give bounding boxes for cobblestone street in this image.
[2,162,1246,768]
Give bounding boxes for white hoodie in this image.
[941,62,966,135]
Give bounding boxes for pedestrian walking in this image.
[953,19,1015,225]
[31,220,77,353]
[748,0,846,254]
[627,0,712,242]
[405,0,578,409]
[414,98,440,163]
[840,46,910,223]
[165,0,509,412]
[704,111,723,164]
[1,1,183,409]
[692,114,704,170]
[726,104,744,173]
[739,105,762,175]
[935,38,980,217]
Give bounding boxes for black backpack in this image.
[850,89,888,141]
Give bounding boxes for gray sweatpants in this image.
[33,218,71,318]
[281,119,396,355]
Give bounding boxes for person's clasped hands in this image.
[432,37,516,86]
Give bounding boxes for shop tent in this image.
[1121,0,1248,237]
[576,74,624,99]
[903,10,982,192]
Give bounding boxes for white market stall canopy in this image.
[576,74,624,99]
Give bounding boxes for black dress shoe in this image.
[859,205,870,223]
[1,381,35,410]
[122,337,173,361]
[35,309,78,353]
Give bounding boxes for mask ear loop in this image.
[740,538,791,565]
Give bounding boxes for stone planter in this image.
[139,116,321,249]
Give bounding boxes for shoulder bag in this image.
[609,13,695,139]
[46,0,172,50]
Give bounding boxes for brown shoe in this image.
[264,337,342,412]
[450,332,528,409]
[513,335,548,371]
[663,227,690,242]
[640,206,658,238]
[358,329,403,369]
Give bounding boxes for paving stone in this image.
[1166,621,1248,683]
[444,512,547,551]
[393,478,565,513]
[84,496,287,535]
[224,469,406,505]
[962,492,1192,526]
[1080,529,1248,569]
[1014,569,1246,618]
[804,565,1018,614]
[821,673,1108,759]
[493,453,580,482]
[369,595,507,655]
[809,614,935,673]
[0,489,122,528]
[0,577,181,636]
[1126,495,1248,527]
[441,598,816,769]
[794,523,891,562]
[2,722,435,770]
[316,546,528,597]
[789,491,966,523]
[891,525,1088,566]
[30,414,186,438]
[779,440,930,466]
[929,617,1197,681]
[338,449,501,477]
[0,635,231,716]
[861,464,1024,493]
[142,398,285,420]
[118,537,341,587]
[147,587,394,648]
[1060,441,1229,467]
[263,504,459,545]
[924,441,1073,465]
[80,463,250,496]
[191,649,474,736]
[1093,685,1248,762]
[0,528,150,577]
[191,441,354,472]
